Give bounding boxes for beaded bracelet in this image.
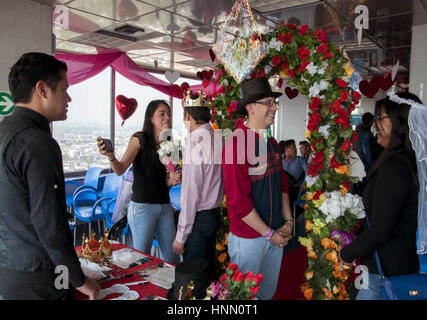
[263,229,273,241]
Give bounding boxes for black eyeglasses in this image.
[375,115,390,121]
[255,99,279,107]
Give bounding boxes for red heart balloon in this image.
[209,48,216,62]
[207,70,214,81]
[115,95,137,123]
[359,76,381,98]
[180,82,190,92]
[202,80,211,88]
[285,87,299,99]
[196,71,203,80]
[380,73,393,92]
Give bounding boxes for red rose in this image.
[234,117,245,130]
[340,90,349,102]
[217,86,224,94]
[250,286,260,295]
[298,24,309,36]
[277,78,284,89]
[288,23,297,30]
[254,273,263,285]
[311,138,323,152]
[312,151,324,165]
[227,85,232,91]
[298,45,310,61]
[228,262,238,271]
[256,69,265,78]
[349,103,356,113]
[335,108,349,129]
[288,69,297,78]
[330,155,341,169]
[232,270,244,282]
[352,91,361,104]
[220,272,229,284]
[307,113,322,131]
[313,190,324,200]
[316,42,328,54]
[300,60,310,72]
[323,52,334,59]
[278,32,293,44]
[272,55,282,67]
[316,29,327,42]
[229,101,238,112]
[342,181,351,191]
[245,271,254,283]
[307,163,319,176]
[309,97,322,112]
[341,140,351,152]
[335,78,347,88]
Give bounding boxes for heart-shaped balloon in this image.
[285,87,299,99]
[180,82,190,92]
[171,84,184,99]
[115,95,138,125]
[359,76,381,98]
[209,48,216,62]
[202,80,211,88]
[165,71,180,84]
[380,73,393,92]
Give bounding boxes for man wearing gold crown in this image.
[172,89,224,280]
[222,77,294,300]
[0,53,99,300]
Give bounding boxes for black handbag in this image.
[367,217,427,300]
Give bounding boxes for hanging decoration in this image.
[213,0,268,83]
[115,94,138,126]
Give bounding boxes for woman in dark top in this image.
[339,92,421,300]
[97,100,181,264]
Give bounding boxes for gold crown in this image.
[78,230,112,261]
[183,89,209,108]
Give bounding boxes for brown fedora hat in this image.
[236,77,282,115]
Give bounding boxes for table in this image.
[75,243,171,300]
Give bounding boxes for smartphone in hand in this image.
[102,138,114,152]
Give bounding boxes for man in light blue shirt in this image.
[282,139,307,188]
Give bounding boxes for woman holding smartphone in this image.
[97,100,181,264]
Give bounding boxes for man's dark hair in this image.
[361,112,374,125]
[299,140,309,147]
[184,107,211,124]
[284,139,296,149]
[279,140,285,155]
[8,52,68,104]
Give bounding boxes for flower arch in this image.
[208,23,365,300]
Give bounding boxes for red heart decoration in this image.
[207,70,213,81]
[380,73,393,92]
[115,95,138,124]
[359,76,381,98]
[171,84,184,98]
[201,70,208,81]
[285,87,299,99]
[181,82,190,92]
[196,72,203,80]
[209,48,216,62]
[202,80,211,88]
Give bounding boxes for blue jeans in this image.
[127,201,178,265]
[228,232,283,300]
[356,273,383,300]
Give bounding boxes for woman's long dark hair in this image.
[140,99,170,177]
[367,92,421,186]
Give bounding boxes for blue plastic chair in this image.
[73,173,123,236]
[65,167,103,208]
[169,184,181,211]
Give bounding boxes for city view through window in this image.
[53,68,198,174]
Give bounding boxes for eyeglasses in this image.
[255,99,279,107]
[375,115,390,121]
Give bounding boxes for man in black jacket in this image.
[0,52,99,300]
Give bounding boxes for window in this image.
[53,68,111,173]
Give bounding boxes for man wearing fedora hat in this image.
[172,89,224,281]
[222,77,294,300]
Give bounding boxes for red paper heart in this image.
[209,48,216,62]
[285,87,299,99]
[380,73,393,92]
[115,95,137,122]
[196,71,203,80]
[171,84,184,98]
[359,76,381,98]
[207,70,213,81]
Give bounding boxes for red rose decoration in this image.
[228,262,238,271]
[277,78,284,89]
[272,55,282,67]
[300,61,310,72]
[330,155,341,169]
[288,69,297,78]
[256,69,265,78]
[316,29,327,42]
[313,190,324,200]
[298,24,309,36]
[309,97,322,111]
[335,108,349,129]
[352,91,361,104]
[288,23,297,30]
[245,271,254,282]
[312,151,324,165]
[335,78,347,88]
[298,45,310,61]
[254,273,263,285]
[340,90,349,102]
[307,112,322,131]
[316,42,328,54]
[229,101,238,112]
[341,140,351,152]
[232,270,245,282]
[342,181,351,191]
[278,32,293,44]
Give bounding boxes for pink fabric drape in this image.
[54,52,208,99]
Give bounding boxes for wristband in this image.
[263,229,273,241]
[284,217,294,222]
